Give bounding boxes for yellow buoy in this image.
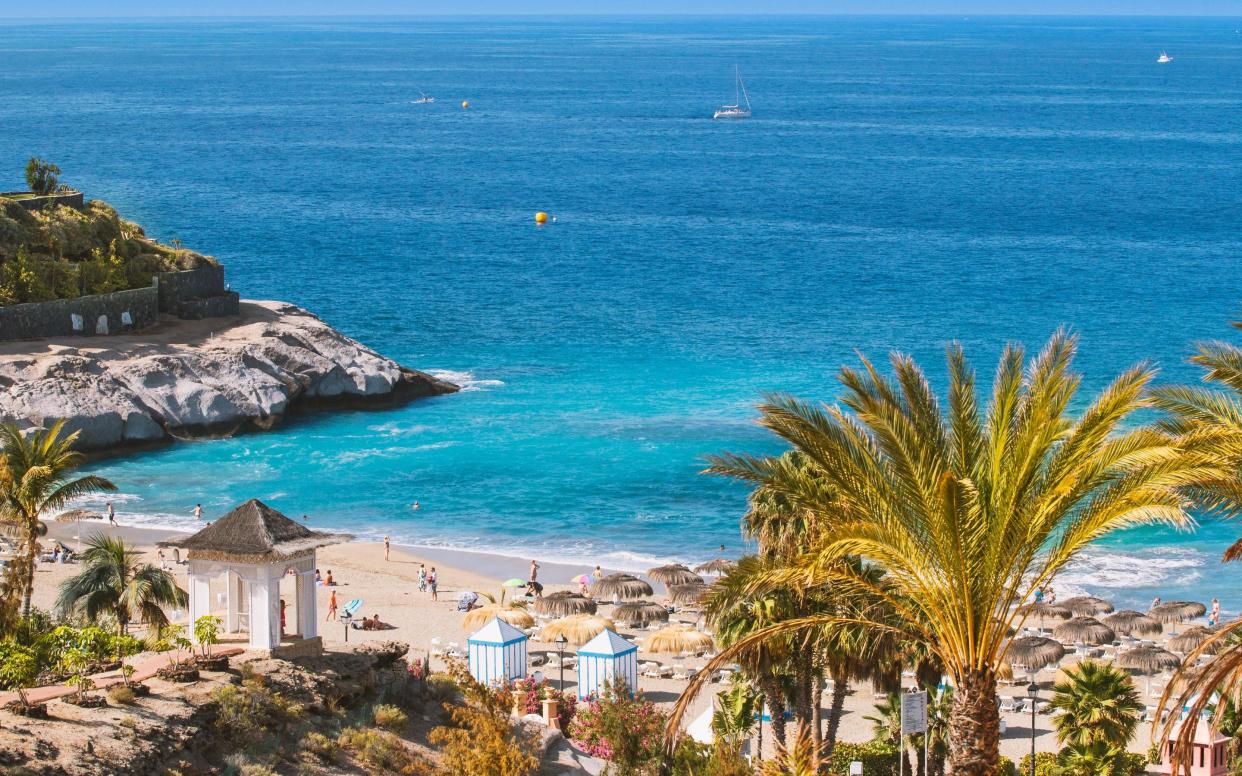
[461,100,470,109]
[535,211,548,224]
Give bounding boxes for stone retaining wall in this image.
[0,190,85,211]
[154,264,226,312]
[174,292,241,320]
[0,286,159,341]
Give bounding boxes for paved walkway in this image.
[0,645,245,706]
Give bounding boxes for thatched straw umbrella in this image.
[643,624,714,655]
[647,565,703,587]
[1117,645,1180,697]
[1006,636,1066,673]
[1150,601,1207,636]
[1169,625,1217,655]
[1016,602,1071,630]
[1053,616,1115,646]
[1104,610,1162,637]
[1062,596,1115,617]
[533,591,597,618]
[997,661,1015,682]
[694,559,735,576]
[612,601,670,627]
[668,583,709,606]
[539,614,615,645]
[462,604,535,631]
[591,574,653,602]
[55,509,103,553]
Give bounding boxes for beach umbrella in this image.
[591,574,653,601]
[1117,645,1180,697]
[1016,602,1071,630]
[533,591,597,617]
[55,508,103,553]
[1062,596,1115,617]
[462,604,535,631]
[501,578,528,588]
[570,574,595,585]
[1053,616,1116,646]
[997,661,1015,682]
[1150,601,1206,636]
[647,564,703,587]
[1169,626,1217,655]
[612,601,670,627]
[694,558,735,576]
[1104,610,1163,637]
[643,624,715,655]
[1006,636,1066,672]
[539,614,615,646]
[668,583,710,606]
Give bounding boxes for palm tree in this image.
[1049,660,1142,750]
[56,533,186,636]
[0,421,116,620]
[671,332,1220,776]
[1057,741,1124,776]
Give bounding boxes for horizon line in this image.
[3,12,1242,20]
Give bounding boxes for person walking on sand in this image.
[326,589,338,621]
[428,567,438,601]
[384,536,391,561]
[418,563,427,592]
[106,502,117,526]
[529,559,540,583]
[593,565,602,580]
[1211,598,1221,626]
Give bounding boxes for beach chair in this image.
[999,696,1017,714]
[641,662,662,679]
[430,637,443,657]
[671,665,689,680]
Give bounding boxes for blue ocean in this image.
[2,16,1241,609]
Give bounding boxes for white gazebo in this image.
[161,499,350,652]
[576,628,638,700]
[467,617,529,686]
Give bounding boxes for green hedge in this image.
[825,740,900,776]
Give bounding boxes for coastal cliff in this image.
[0,300,458,452]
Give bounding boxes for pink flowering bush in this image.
[568,678,667,768]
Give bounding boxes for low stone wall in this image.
[0,286,159,341]
[154,264,226,312]
[174,292,240,320]
[0,190,85,211]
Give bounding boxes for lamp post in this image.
[555,634,568,693]
[1026,680,1039,776]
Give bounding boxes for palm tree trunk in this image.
[19,537,37,618]
[812,673,823,759]
[824,665,849,759]
[947,669,999,776]
[759,676,787,747]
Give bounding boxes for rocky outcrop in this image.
[0,300,457,453]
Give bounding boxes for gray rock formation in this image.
[0,300,457,452]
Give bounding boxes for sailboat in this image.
[1157,51,1172,63]
[713,66,751,120]
[413,90,436,104]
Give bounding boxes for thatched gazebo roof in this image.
[1053,616,1115,645]
[463,604,535,631]
[694,558,735,575]
[612,601,670,627]
[1062,596,1115,616]
[158,499,351,562]
[1104,610,1163,637]
[1116,645,1180,675]
[1150,601,1207,624]
[591,574,653,600]
[1169,626,1217,655]
[647,565,703,586]
[1006,636,1066,670]
[533,591,597,617]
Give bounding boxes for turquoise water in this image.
[3,16,1242,609]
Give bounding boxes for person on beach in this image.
[1151,596,1162,611]
[325,570,336,586]
[428,567,438,601]
[315,569,322,585]
[280,599,287,636]
[1046,587,1056,604]
[193,503,202,520]
[1035,587,1045,603]
[529,559,540,582]
[384,536,391,561]
[1211,598,1221,625]
[326,589,338,621]
[106,502,117,526]
[593,565,602,580]
[418,563,427,592]
[526,579,543,598]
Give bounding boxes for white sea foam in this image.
[1056,548,1207,591]
[428,369,505,393]
[367,421,431,437]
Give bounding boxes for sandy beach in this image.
[35,521,1186,761]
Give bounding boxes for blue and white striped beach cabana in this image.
[576,628,638,700]
[467,617,529,686]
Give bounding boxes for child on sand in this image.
[326,590,338,621]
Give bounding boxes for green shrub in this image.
[998,755,1016,776]
[1114,752,1148,776]
[338,727,424,772]
[107,684,137,705]
[0,641,39,690]
[210,676,303,748]
[372,703,409,731]
[300,731,342,764]
[824,740,901,776]
[1018,751,1060,776]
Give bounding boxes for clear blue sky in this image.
[1,1,1238,18]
